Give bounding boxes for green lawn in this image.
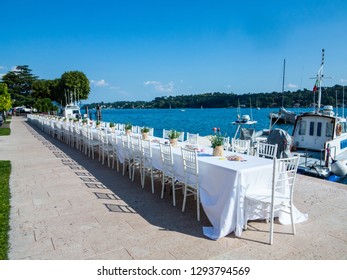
[0,128,10,136]
[0,161,11,260]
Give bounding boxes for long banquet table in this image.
[113,132,276,240]
[32,118,306,240]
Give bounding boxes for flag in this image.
[313,79,319,93]
[313,64,323,93]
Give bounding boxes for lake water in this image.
[83,106,347,184]
[83,107,326,138]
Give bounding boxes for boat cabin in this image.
[62,104,81,119]
[292,106,347,156]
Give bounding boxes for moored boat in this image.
[291,49,347,179]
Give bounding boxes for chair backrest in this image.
[131,125,139,133]
[256,143,278,159]
[118,123,125,131]
[159,143,174,171]
[231,139,251,154]
[141,139,152,167]
[272,156,300,202]
[121,135,131,158]
[130,135,142,157]
[222,136,230,151]
[181,147,199,185]
[186,132,199,144]
[100,129,109,145]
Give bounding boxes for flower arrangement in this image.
[167,129,181,139]
[125,123,132,130]
[141,127,150,140]
[109,122,115,127]
[209,127,225,148]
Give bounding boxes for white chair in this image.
[120,135,132,179]
[99,129,113,167]
[186,132,199,145]
[55,121,63,141]
[110,133,120,172]
[87,126,99,159]
[231,139,251,155]
[244,156,300,245]
[222,136,230,151]
[74,124,84,151]
[256,143,278,159]
[181,147,200,221]
[159,143,182,206]
[130,135,142,181]
[141,139,155,194]
[81,126,89,155]
[131,125,140,134]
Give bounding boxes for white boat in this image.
[232,101,269,146]
[291,49,347,179]
[62,103,81,119]
[61,89,82,119]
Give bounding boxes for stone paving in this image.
[0,116,346,260]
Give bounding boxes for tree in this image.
[60,71,90,105]
[34,98,57,113]
[32,79,52,99]
[0,83,12,116]
[1,65,37,107]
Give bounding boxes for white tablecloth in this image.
[107,133,307,240]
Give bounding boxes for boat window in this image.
[317,122,322,137]
[73,110,80,114]
[326,122,333,137]
[299,121,306,135]
[309,122,314,136]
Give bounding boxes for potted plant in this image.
[141,127,150,140]
[125,123,132,135]
[96,120,101,128]
[109,122,115,132]
[167,130,181,146]
[209,127,225,156]
[82,118,88,126]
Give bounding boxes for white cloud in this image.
[287,83,298,89]
[90,79,109,87]
[340,78,347,83]
[144,80,174,93]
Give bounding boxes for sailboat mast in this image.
[317,49,324,112]
[282,59,286,107]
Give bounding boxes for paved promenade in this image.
[0,116,346,260]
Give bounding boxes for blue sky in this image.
[1,0,347,103]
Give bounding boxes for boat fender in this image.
[331,160,347,177]
[325,145,330,167]
[336,123,342,136]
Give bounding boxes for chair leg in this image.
[172,178,176,207]
[150,169,154,194]
[182,184,187,212]
[269,205,275,245]
[161,174,166,199]
[290,206,296,235]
